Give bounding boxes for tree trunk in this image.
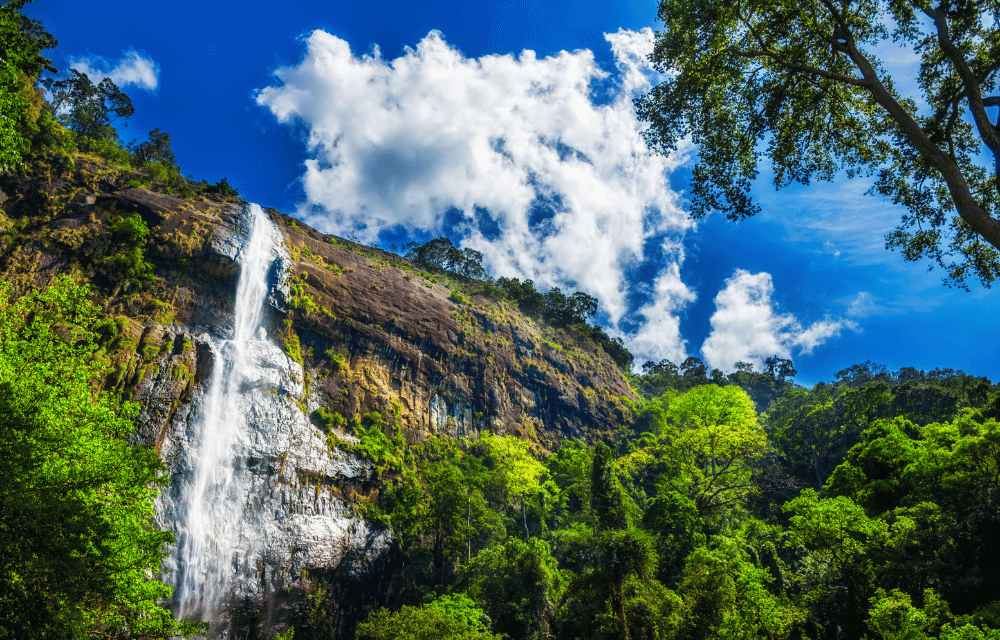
[522,497,529,539]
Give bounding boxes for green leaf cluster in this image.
[637,0,1000,288]
[0,276,195,638]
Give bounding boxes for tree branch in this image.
[922,6,1000,157]
[723,47,872,88]
[829,9,1000,250]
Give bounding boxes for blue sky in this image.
[23,0,999,386]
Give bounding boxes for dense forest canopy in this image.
[315,361,1000,640]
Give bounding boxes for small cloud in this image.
[626,258,698,369]
[700,270,856,370]
[843,291,880,318]
[794,317,857,352]
[605,27,669,96]
[68,49,159,91]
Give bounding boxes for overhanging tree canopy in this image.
[637,0,1000,288]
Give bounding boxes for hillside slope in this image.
[0,153,636,632]
[0,153,635,450]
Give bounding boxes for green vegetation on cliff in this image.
[0,276,203,638]
[0,0,236,198]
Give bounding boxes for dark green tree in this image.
[765,382,890,490]
[676,534,799,640]
[824,417,922,512]
[460,537,565,640]
[580,443,673,640]
[835,361,895,389]
[637,0,1000,288]
[592,442,634,533]
[0,0,58,169]
[541,287,598,327]
[406,238,487,279]
[131,127,177,166]
[45,68,134,141]
[727,358,797,413]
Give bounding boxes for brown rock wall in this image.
[271,211,635,450]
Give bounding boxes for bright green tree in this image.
[545,439,593,529]
[0,276,196,638]
[476,434,550,538]
[662,385,767,517]
[832,411,1000,610]
[783,488,892,636]
[864,588,940,640]
[784,489,890,576]
[355,594,500,640]
[637,0,1000,288]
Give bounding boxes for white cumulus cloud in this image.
[700,270,856,371]
[257,27,694,358]
[68,49,159,91]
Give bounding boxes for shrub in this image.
[109,213,149,246]
[311,407,346,432]
[78,135,130,168]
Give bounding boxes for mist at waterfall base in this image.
[155,204,385,635]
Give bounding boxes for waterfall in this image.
[171,202,278,626]
[155,201,389,637]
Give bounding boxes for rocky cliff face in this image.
[0,155,636,633]
[269,209,635,450]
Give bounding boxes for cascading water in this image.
[170,203,279,625]
[155,202,389,637]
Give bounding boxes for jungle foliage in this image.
[292,360,1000,640]
[0,277,204,638]
[5,4,1000,640]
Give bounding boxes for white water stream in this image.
[156,202,388,636]
[171,203,278,624]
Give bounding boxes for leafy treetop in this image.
[637,0,1000,289]
[44,69,135,141]
[406,237,487,280]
